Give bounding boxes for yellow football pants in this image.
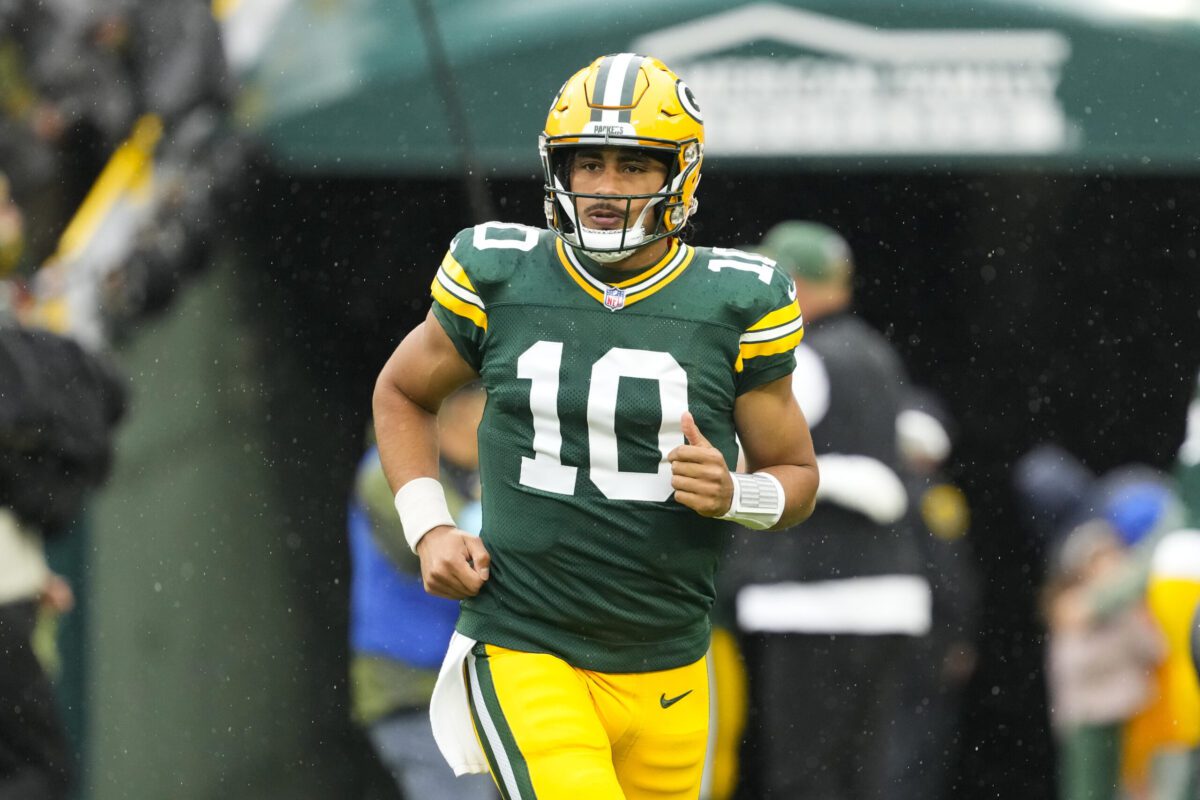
[465,643,709,799]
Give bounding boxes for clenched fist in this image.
[667,411,734,518]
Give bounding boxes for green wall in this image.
[86,256,371,799]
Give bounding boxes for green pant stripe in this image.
[467,645,537,799]
[464,660,512,800]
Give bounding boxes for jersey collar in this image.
[555,238,695,310]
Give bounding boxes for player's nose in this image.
[591,167,622,196]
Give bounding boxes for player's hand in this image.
[415,525,491,600]
[668,411,734,518]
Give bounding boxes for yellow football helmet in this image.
[540,54,704,261]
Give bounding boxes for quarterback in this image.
[373,53,818,799]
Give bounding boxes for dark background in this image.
[244,166,1200,797]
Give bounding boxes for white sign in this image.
[632,2,1074,156]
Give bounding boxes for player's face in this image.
[569,147,669,233]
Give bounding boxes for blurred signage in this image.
[633,2,1074,156]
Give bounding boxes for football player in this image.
[373,53,818,800]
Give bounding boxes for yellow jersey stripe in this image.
[431,278,488,331]
[555,239,694,307]
[612,239,682,290]
[556,241,607,303]
[440,252,478,293]
[625,245,694,305]
[747,300,801,332]
[735,327,805,372]
[740,316,804,344]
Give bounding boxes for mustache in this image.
[582,201,628,216]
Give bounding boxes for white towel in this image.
[429,631,490,775]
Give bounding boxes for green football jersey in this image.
[430,222,802,672]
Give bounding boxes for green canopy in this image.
[231,0,1200,175]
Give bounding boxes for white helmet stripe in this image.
[600,53,638,125]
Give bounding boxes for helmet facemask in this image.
[541,136,700,263]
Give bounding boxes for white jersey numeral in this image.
[517,341,578,494]
[517,341,689,501]
[473,221,540,251]
[708,248,777,284]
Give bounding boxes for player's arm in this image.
[372,309,489,599]
[669,373,817,531]
[734,373,818,528]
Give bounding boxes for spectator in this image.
[1015,447,1197,800]
[724,220,924,800]
[1043,519,1164,800]
[1122,516,1200,799]
[3,0,248,343]
[0,180,125,799]
[348,384,494,800]
[94,0,248,328]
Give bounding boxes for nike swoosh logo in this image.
[660,690,693,709]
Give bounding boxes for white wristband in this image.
[718,471,785,530]
[394,477,457,553]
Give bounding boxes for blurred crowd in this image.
[1,0,245,344]
[1018,438,1200,800]
[0,1,245,797]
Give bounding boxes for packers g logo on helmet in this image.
[540,54,704,261]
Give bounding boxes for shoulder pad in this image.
[694,246,798,323]
[447,222,548,287]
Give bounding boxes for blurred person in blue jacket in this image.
[349,383,495,800]
[1043,518,1164,800]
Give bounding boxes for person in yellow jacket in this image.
[1123,526,1200,799]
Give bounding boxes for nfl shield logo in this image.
[603,287,626,311]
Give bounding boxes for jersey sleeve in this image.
[735,271,804,395]
[429,229,488,371]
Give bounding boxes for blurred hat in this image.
[758,221,852,283]
[1095,467,1181,546]
[1013,443,1095,543]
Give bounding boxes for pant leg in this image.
[738,632,864,800]
[603,655,709,800]
[882,633,940,800]
[0,601,71,800]
[467,644,625,799]
[1056,724,1121,800]
[851,635,915,800]
[738,632,911,800]
[369,708,496,800]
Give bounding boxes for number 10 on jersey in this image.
[516,341,689,503]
